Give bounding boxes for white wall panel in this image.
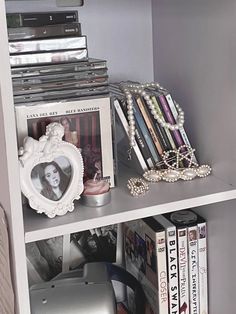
[6,0,154,82]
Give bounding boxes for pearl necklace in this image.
[120,82,185,157]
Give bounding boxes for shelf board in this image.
[24,172,236,243]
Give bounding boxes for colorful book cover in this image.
[151,95,175,151]
[119,97,155,169]
[113,99,148,172]
[165,93,198,164]
[136,96,164,156]
[131,96,162,165]
[157,93,184,148]
[124,217,169,314]
[142,94,172,152]
[110,85,160,167]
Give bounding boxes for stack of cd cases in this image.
[7,11,109,104]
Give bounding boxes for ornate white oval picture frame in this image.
[19,122,84,218]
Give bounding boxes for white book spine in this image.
[188,225,199,314]
[178,228,189,314]
[165,93,197,163]
[197,222,208,314]
[167,226,179,314]
[156,230,169,314]
[113,99,148,171]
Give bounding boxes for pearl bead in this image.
[119,82,185,152]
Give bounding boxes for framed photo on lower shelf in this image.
[26,224,117,286]
[15,97,115,187]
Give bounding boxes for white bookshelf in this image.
[24,168,236,243]
[1,0,236,313]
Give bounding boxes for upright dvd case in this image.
[165,210,199,314]
[124,217,169,314]
[166,209,208,314]
[154,214,179,314]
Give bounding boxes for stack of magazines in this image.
[7,11,109,104]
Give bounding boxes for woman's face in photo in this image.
[44,164,60,188]
[61,118,70,132]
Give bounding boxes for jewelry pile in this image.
[143,165,211,183]
[120,82,185,159]
[127,178,149,197]
[143,144,211,182]
[119,82,212,196]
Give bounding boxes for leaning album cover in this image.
[15,97,115,187]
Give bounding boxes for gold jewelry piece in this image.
[127,177,149,196]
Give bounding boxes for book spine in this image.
[113,99,148,172]
[136,96,164,156]
[188,225,199,314]
[151,95,176,150]
[156,230,169,314]
[131,97,162,165]
[165,93,198,163]
[7,11,78,28]
[8,23,82,41]
[197,221,208,314]
[120,99,155,169]
[158,94,184,148]
[134,127,155,169]
[177,227,190,314]
[166,225,179,314]
[144,96,172,152]
[9,36,87,54]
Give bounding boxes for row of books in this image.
[7,11,109,104]
[111,83,197,173]
[124,209,208,314]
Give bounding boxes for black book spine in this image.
[7,11,78,28]
[120,98,155,169]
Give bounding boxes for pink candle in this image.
[83,174,110,196]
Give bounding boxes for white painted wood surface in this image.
[24,170,236,243]
[0,2,30,313]
[1,0,236,313]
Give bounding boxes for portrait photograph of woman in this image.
[16,98,115,187]
[31,157,71,201]
[27,111,103,183]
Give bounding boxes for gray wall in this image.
[152,1,236,313]
[6,0,154,82]
[152,0,236,186]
